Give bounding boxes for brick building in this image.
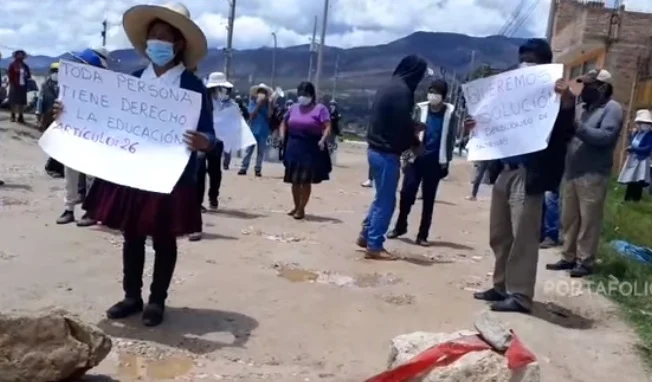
[550,0,652,169]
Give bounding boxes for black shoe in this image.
[56,210,75,224]
[209,198,218,210]
[546,259,576,271]
[17,115,25,124]
[142,302,165,327]
[0,180,4,186]
[356,236,367,249]
[387,228,407,239]
[106,298,144,319]
[540,237,560,249]
[255,170,262,177]
[490,296,531,314]
[10,114,16,122]
[570,264,593,278]
[237,169,246,175]
[76,212,97,227]
[200,205,208,213]
[415,237,430,247]
[188,232,203,242]
[223,164,229,171]
[473,288,506,302]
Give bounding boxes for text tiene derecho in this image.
[54,61,193,153]
[465,70,554,148]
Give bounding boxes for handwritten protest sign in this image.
[39,60,201,193]
[213,105,256,152]
[461,64,563,161]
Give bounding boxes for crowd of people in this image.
[0,2,346,327]
[355,37,640,314]
[0,2,646,324]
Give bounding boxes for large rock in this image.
[0,309,112,382]
[388,331,541,382]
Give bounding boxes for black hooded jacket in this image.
[367,55,427,155]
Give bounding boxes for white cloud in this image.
[0,0,651,57]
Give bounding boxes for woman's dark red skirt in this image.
[83,179,201,237]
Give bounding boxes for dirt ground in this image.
[0,114,649,382]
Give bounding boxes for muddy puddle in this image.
[117,352,195,380]
[274,264,401,288]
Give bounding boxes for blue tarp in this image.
[609,240,652,265]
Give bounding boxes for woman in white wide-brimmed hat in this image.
[239,83,274,176]
[618,109,652,202]
[195,72,236,214]
[57,2,217,327]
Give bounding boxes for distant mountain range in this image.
[1,31,525,90]
[1,31,527,127]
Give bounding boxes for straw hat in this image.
[122,2,208,69]
[250,83,273,96]
[635,109,652,124]
[205,72,233,88]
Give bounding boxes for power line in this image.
[498,0,528,36]
[506,0,542,37]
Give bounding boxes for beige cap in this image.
[576,69,613,85]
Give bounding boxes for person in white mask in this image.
[279,81,332,219]
[618,109,652,202]
[187,72,233,241]
[386,78,456,246]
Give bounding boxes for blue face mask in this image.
[146,39,175,67]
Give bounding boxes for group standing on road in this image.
[1,2,642,328]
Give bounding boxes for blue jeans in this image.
[542,190,560,242]
[360,149,401,251]
[240,134,267,172]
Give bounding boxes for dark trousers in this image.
[394,155,442,240]
[625,181,645,202]
[197,142,224,205]
[122,233,177,304]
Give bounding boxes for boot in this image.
[107,236,146,319]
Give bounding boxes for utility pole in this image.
[468,50,476,79]
[545,0,557,42]
[308,15,318,82]
[224,0,236,80]
[332,53,340,100]
[101,20,108,47]
[271,32,277,87]
[314,0,330,96]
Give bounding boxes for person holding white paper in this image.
[54,3,217,327]
[198,71,234,211]
[467,39,576,314]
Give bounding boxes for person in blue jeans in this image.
[239,83,273,177]
[356,55,428,260]
[540,190,561,248]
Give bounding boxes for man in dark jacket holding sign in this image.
[357,55,428,260]
[466,39,576,313]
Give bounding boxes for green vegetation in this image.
[593,181,652,362]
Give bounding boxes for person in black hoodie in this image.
[467,39,575,313]
[356,55,428,260]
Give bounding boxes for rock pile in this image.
[0,309,112,382]
[384,313,540,382]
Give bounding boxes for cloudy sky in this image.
[0,0,651,57]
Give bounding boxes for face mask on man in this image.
[580,83,602,105]
[257,93,266,102]
[145,39,175,67]
[50,73,58,82]
[427,93,443,105]
[298,96,312,106]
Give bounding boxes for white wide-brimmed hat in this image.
[123,2,208,69]
[635,109,652,124]
[205,72,233,88]
[250,83,274,96]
